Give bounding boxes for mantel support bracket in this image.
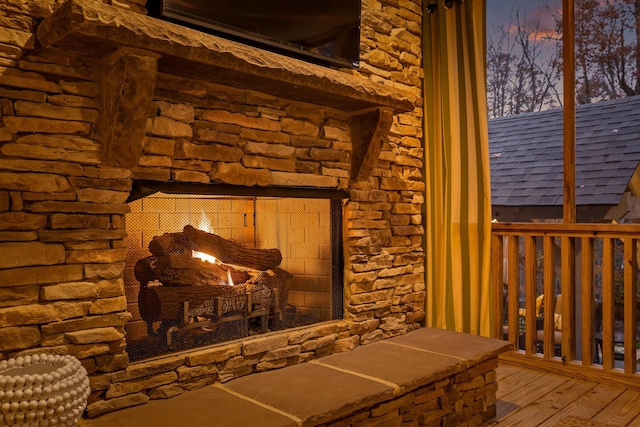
[349,107,395,182]
[100,48,160,169]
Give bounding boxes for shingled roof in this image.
[489,95,640,220]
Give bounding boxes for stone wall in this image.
[0,0,426,417]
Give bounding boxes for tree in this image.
[573,0,605,103]
[598,0,640,97]
[487,29,516,117]
[486,1,562,118]
[511,8,563,113]
[556,0,639,103]
[487,0,640,116]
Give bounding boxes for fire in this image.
[195,210,212,233]
[192,210,217,264]
[227,270,234,287]
[191,210,235,286]
[193,250,216,264]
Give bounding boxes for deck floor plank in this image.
[530,383,625,426]
[592,389,640,426]
[495,377,597,427]
[496,363,524,381]
[495,363,640,426]
[496,371,569,420]
[627,413,640,427]
[496,365,549,400]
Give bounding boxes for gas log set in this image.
[133,225,290,349]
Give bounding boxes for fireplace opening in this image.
[124,182,345,362]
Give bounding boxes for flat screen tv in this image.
[147,0,361,68]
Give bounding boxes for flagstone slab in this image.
[223,362,395,426]
[80,385,297,427]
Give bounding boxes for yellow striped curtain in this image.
[423,0,492,336]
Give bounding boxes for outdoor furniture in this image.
[536,294,563,353]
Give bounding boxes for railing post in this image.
[563,0,576,224]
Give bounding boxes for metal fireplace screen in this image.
[124,192,343,362]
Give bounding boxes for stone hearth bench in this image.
[80,328,511,427]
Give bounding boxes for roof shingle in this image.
[489,95,640,208]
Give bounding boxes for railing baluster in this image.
[602,237,615,370]
[623,238,637,375]
[492,223,640,389]
[561,236,576,361]
[507,235,520,349]
[492,234,504,340]
[581,237,594,366]
[543,236,555,358]
[524,235,537,355]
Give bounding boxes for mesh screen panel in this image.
[124,193,337,362]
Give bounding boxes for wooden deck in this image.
[492,363,640,426]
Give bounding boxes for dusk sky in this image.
[486,0,561,41]
[485,0,565,101]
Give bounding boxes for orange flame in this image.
[227,270,234,287]
[192,211,216,264]
[193,250,216,264]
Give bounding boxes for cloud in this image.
[506,3,560,42]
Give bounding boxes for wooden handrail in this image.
[492,222,640,390]
[492,222,640,236]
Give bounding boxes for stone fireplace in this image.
[0,0,426,418]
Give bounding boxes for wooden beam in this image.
[499,352,640,393]
[349,107,394,182]
[563,0,576,223]
[628,166,640,196]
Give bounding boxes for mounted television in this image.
[147,0,362,68]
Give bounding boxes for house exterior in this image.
[489,95,640,222]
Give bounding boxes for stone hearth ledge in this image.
[35,0,417,114]
[79,328,512,427]
[35,0,418,177]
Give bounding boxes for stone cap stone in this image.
[36,0,418,114]
[81,385,299,427]
[224,327,511,425]
[80,328,511,427]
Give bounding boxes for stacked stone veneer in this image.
[330,358,499,427]
[0,0,426,418]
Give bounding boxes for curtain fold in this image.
[423,0,492,336]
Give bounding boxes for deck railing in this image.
[492,222,640,389]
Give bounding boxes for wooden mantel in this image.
[35,0,418,177]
